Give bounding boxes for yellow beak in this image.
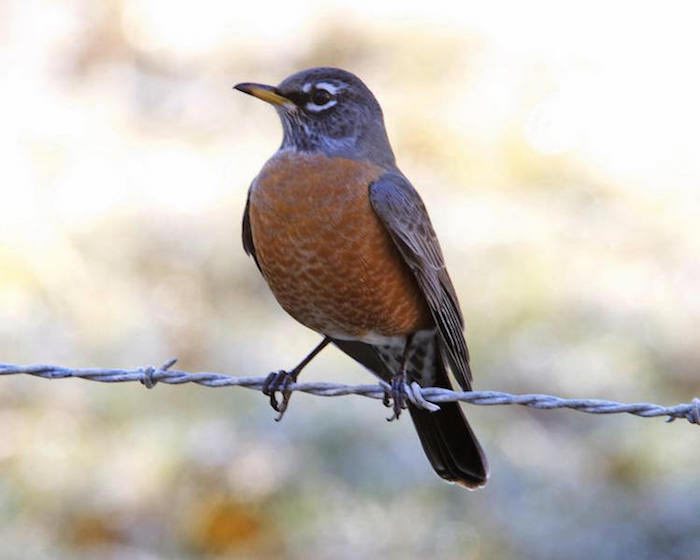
[233,82,296,110]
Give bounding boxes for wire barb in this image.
[139,358,178,389]
[0,361,698,426]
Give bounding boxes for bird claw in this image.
[382,389,391,408]
[262,370,297,421]
[384,371,408,422]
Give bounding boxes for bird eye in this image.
[311,88,333,106]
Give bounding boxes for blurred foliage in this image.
[1,0,699,558]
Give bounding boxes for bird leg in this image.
[262,336,331,421]
[385,333,415,422]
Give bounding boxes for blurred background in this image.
[1,0,699,558]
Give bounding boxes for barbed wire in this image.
[1,360,698,425]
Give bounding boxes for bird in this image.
[234,67,488,489]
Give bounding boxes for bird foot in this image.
[384,371,408,422]
[262,370,297,421]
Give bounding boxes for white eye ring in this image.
[314,82,343,95]
[305,98,337,112]
[305,85,337,112]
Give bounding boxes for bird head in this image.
[235,67,395,167]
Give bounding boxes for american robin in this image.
[234,67,488,489]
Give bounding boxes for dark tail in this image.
[331,337,488,489]
[408,352,488,489]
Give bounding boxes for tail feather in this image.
[331,336,488,489]
[408,389,488,488]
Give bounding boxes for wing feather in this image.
[369,173,472,389]
[242,187,262,272]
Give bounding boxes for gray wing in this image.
[242,187,262,272]
[369,172,472,389]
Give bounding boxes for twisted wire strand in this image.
[1,361,698,425]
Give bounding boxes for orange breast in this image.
[249,151,432,341]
